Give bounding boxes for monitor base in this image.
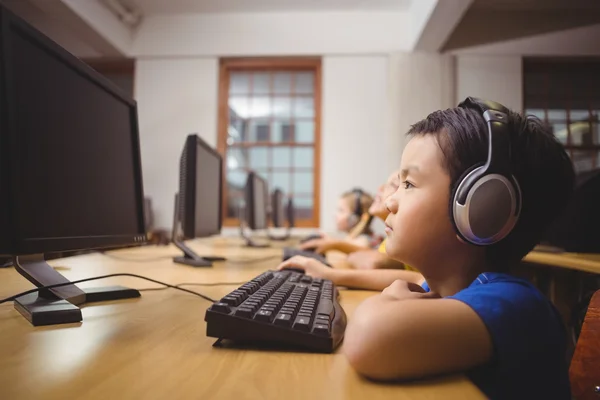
[14,286,140,326]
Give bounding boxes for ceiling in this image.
[130,0,412,15]
[3,0,102,58]
[443,0,600,51]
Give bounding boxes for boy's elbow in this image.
[343,302,413,380]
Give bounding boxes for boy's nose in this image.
[385,197,398,214]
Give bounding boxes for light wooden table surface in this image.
[524,251,600,275]
[0,237,483,400]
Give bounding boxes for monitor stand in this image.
[13,254,140,327]
[239,219,270,248]
[268,226,291,241]
[172,239,226,267]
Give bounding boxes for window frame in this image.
[523,57,600,171]
[217,57,322,228]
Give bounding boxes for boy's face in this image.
[335,198,353,232]
[384,135,459,268]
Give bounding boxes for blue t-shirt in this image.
[422,273,570,400]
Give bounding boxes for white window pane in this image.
[294,98,314,118]
[272,172,291,193]
[295,72,314,94]
[293,148,314,168]
[229,73,249,94]
[273,147,291,168]
[274,73,292,94]
[252,73,270,94]
[293,172,313,194]
[249,147,269,169]
[272,97,292,118]
[229,97,249,119]
[250,97,271,118]
[548,109,567,120]
[551,123,567,144]
[248,119,270,143]
[271,120,293,143]
[295,121,314,143]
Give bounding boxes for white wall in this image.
[456,55,523,112]
[131,12,409,57]
[135,58,218,229]
[388,52,455,173]
[320,56,389,231]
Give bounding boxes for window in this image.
[523,58,600,173]
[217,58,322,227]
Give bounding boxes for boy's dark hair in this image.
[407,106,576,267]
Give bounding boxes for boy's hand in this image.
[381,279,440,300]
[277,256,333,280]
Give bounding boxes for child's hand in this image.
[381,279,440,301]
[299,238,335,253]
[277,256,333,280]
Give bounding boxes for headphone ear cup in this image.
[347,213,359,228]
[450,164,485,243]
[452,165,521,245]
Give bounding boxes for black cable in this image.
[100,252,281,264]
[0,273,218,305]
[99,253,174,262]
[138,281,247,293]
[226,255,281,264]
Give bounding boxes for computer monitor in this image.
[271,189,285,228]
[239,171,270,247]
[171,134,225,267]
[0,6,147,326]
[268,188,295,241]
[538,168,600,253]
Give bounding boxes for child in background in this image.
[300,188,375,252]
[280,98,574,399]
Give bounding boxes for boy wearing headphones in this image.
[279,98,574,399]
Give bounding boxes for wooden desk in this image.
[524,251,600,275]
[0,237,483,399]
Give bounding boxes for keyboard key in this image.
[293,316,311,331]
[274,313,292,327]
[313,324,330,336]
[210,302,231,314]
[235,307,254,318]
[221,296,240,306]
[254,310,274,322]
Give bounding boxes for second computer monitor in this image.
[178,134,222,239]
[245,171,269,230]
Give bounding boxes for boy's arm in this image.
[347,250,406,270]
[299,239,368,254]
[334,268,424,289]
[343,286,493,380]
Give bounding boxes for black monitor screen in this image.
[4,20,144,252]
[245,172,268,230]
[179,134,222,238]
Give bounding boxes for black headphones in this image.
[347,188,364,227]
[452,97,522,245]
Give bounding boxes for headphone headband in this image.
[351,188,364,217]
[458,97,512,175]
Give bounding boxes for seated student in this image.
[346,173,409,270]
[300,188,375,252]
[280,98,574,399]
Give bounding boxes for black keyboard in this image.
[283,247,332,267]
[205,270,346,353]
